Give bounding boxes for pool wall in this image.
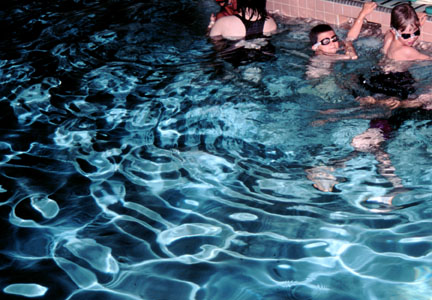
[267,0,432,42]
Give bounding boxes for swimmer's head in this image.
[309,24,340,54]
[391,4,421,46]
[391,3,420,32]
[236,0,267,19]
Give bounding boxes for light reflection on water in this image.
[1,0,432,299]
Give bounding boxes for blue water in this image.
[1,0,432,299]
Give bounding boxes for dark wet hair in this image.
[237,0,268,20]
[309,24,334,45]
[391,3,420,31]
[361,71,416,99]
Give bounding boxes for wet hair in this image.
[391,3,420,32]
[361,71,416,99]
[236,0,268,20]
[309,24,334,45]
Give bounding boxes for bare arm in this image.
[399,46,432,61]
[382,30,394,55]
[418,12,427,27]
[263,17,278,36]
[209,18,225,37]
[346,2,377,41]
[315,49,353,61]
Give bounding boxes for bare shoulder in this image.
[209,15,243,38]
[264,16,277,34]
[399,46,431,61]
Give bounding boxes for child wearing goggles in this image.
[309,1,377,60]
[383,3,431,61]
[306,2,376,79]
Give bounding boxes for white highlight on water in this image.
[4,283,48,297]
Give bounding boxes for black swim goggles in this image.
[394,28,421,39]
[313,35,339,49]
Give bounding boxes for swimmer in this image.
[382,3,431,61]
[309,1,377,60]
[209,0,277,40]
[306,1,377,79]
[306,4,432,208]
[307,87,432,205]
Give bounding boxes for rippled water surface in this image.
[1,0,432,299]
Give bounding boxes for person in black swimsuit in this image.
[209,0,276,39]
[208,0,277,67]
[233,13,266,39]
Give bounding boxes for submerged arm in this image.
[343,2,376,59]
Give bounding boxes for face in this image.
[395,24,420,47]
[315,30,340,54]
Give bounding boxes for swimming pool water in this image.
[1,0,432,299]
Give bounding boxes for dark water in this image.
[1,0,432,299]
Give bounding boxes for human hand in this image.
[361,2,377,17]
[416,93,432,109]
[357,95,377,106]
[344,41,358,59]
[380,97,400,109]
[208,13,216,29]
[418,12,427,27]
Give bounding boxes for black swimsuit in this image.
[234,15,266,39]
[213,14,274,67]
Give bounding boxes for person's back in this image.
[209,0,277,39]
